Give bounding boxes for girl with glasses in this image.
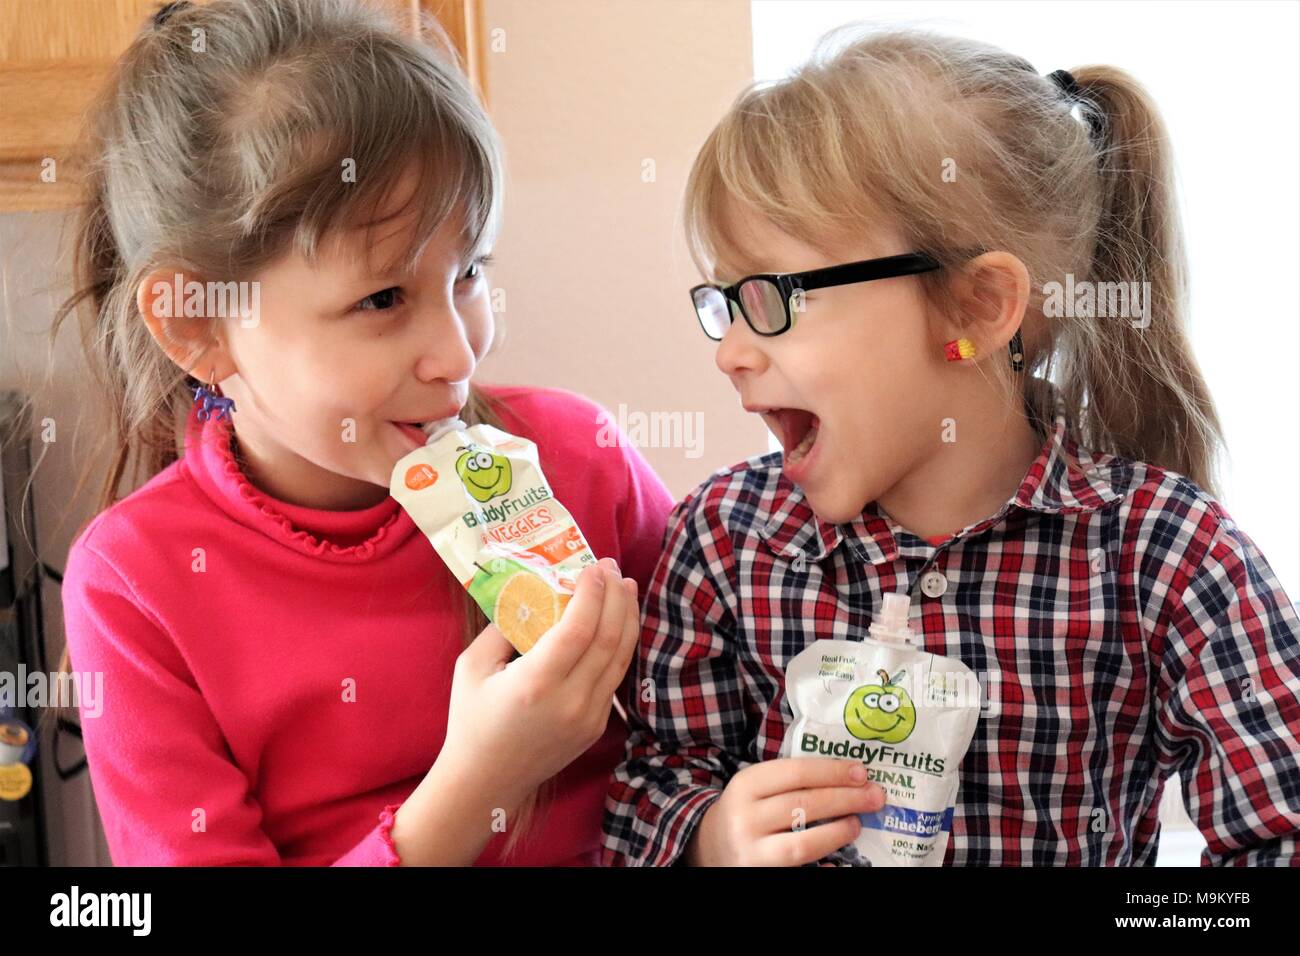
[605,26,1300,868]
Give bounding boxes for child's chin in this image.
[803,486,869,525]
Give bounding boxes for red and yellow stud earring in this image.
[943,337,977,362]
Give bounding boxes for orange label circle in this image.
[404,463,439,490]
[0,763,32,801]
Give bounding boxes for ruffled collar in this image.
[181,402,417,563]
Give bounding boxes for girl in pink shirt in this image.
[51,0,674,866]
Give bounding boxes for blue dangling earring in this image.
[192,367,236,422]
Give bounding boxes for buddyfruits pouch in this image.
[781,593,981,866]
[390,418,599,654]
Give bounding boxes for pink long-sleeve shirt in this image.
[61,383,675,865]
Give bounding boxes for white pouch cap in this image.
[869,592,915,643]
[421,417,467,445]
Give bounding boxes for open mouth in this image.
[392,421,433,446]
[759,407,821,464]
[391,409,462,445]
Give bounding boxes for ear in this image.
[137,267,234,383]
[943,251,1030,363]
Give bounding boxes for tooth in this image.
[787,421,818,461]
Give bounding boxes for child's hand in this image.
[685,758,885,866]
[437,559,639,815]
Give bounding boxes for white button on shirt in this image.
[920,570,948,598]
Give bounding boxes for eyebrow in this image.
[358,244,479,284]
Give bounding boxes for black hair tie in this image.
[1047,69,1082,101]
[1046,69,1105,143]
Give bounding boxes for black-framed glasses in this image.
[690,252,943,341]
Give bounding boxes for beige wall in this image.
[0,0,756,865]
[477,0,765,497]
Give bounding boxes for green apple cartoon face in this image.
[843,668,916,743]
[456,446,512,502]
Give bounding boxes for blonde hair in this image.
[685,25,1223,493]
[44,0,548,860]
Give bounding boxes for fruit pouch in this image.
[780,593,981,866]
[389,417,599,654]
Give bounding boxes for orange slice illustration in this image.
[494,571,568,653]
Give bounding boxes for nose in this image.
[714,307,769,382]
[414,299,479,386]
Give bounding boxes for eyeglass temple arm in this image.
[785,253,943,293]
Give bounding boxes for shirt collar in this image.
[182,402,416,563]
[758,382,1128,565]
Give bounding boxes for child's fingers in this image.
[567,561,628,686]
[593,576,641,703]
[458,622,518,677]
[754,783,884,836]
[742,757,870,800]
[758,815,861,867]
[517,564,605,681]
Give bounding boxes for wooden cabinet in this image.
[0,0,485,212]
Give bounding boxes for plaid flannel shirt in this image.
[603,389,1300,866]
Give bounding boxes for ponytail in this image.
[1055,66,1225,495]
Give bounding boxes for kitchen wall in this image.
[476,0,765,494]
